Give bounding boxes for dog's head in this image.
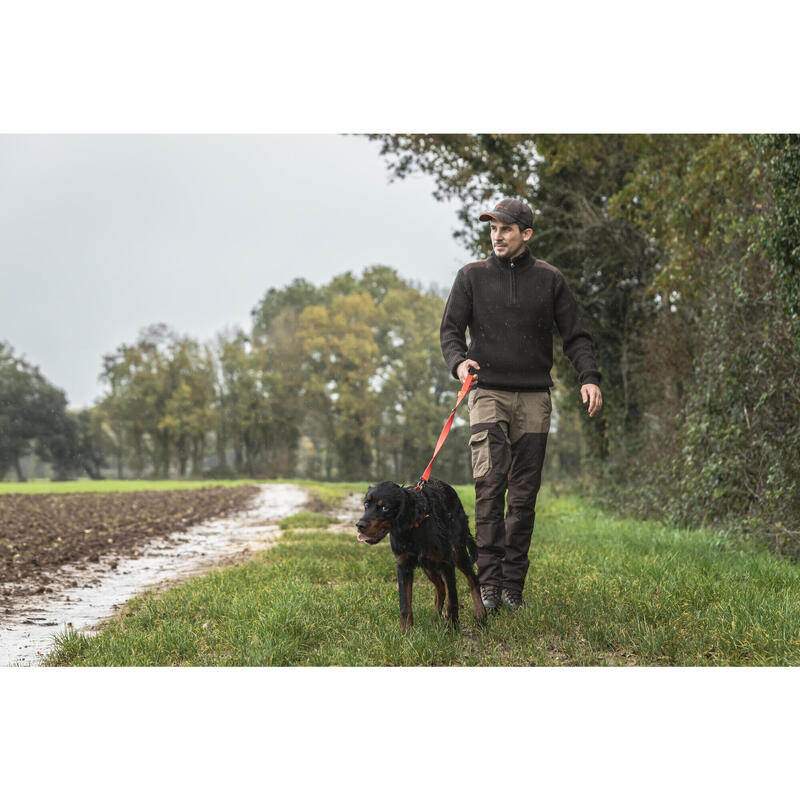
[355,481,407,544]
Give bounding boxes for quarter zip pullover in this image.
[508,253,519,305]
[440,247,601,391]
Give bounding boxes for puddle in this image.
[0,483,308,666]
[328,493,363,534]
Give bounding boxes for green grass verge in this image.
[43,483,800,666]
[0,477,369,498]
[287,480,369,511]
[279,511,339,530]
[0,478,264,494]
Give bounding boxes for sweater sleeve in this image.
[553,273,602,386]
[440,270,472,379]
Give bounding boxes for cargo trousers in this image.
[467,387,551,592]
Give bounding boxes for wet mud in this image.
[0,483,308,666]
[0,485,261,591]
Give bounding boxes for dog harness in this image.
[411,509,431,529]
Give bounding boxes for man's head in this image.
[479,198,533,259]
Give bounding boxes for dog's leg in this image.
[442,565,459,629]
[396,557,415,633]
[423,568,446,616]
[456,561,488,626]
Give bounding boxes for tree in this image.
[297,292,385,480]
[72,408,110,479]
[160,338,218,476]
[99,325,219,478]
[0,342,76,481]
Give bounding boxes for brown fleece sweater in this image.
[440,247,601,391]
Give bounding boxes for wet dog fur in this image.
[356,478,487,632]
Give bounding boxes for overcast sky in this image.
[0,135,475,409]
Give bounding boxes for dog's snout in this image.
[356,519,367,532]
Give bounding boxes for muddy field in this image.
[0,485,260,596]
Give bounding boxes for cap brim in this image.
[478,211,516,223]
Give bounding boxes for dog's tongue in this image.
[357,531,370,542]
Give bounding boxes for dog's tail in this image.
[462,510,478,564]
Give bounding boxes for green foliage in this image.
[597,135,800,551]
[755,134,800,333]
[99,324,219,479]
[79,265,472,486]
[368,134,538,253]
[264,265,471,484]
[250,278,325,331]
[0,342,80,481]
[297,290,385,480]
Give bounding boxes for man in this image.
[440,198,602,612]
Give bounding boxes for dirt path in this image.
[0,483,308,666]
[328,492,363,534]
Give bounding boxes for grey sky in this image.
[0,135,475,410]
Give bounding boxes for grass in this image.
[287,480,369,511]
[279,511,339,530]
[0,476,373,510]
[43,482,800,666]
[0,478,264,494]
[0,477,368,500]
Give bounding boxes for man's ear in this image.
[522,227,533,242]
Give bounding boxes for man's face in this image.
[489,220,532,259]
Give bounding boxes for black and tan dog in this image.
[356,478,487,632]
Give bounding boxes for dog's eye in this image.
[381,506,391,514]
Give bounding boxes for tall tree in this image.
[0,343,76,481]
[99,325,218,478]
[297,291,385,480]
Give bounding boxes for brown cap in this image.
[478,198,534,230]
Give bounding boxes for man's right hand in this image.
[457,359,480,385]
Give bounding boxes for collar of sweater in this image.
[488,246,533,271]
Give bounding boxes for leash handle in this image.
[418,372,475,485]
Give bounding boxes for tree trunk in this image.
[216,425,227,469]
[14,454,26,482]
[115,425,124,478]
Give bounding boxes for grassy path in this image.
[44,484,800,666]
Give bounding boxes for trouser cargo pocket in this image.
[469,429,491,479]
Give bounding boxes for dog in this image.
[356,478,487,632]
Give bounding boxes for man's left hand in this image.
[581,384,603,417]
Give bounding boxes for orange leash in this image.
[416,372,475,488]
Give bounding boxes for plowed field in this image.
[0,485,260,594]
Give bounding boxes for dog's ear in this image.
[393,485,418,532]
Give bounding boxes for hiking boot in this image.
[480,584,501,612]
[502,587,524,610]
